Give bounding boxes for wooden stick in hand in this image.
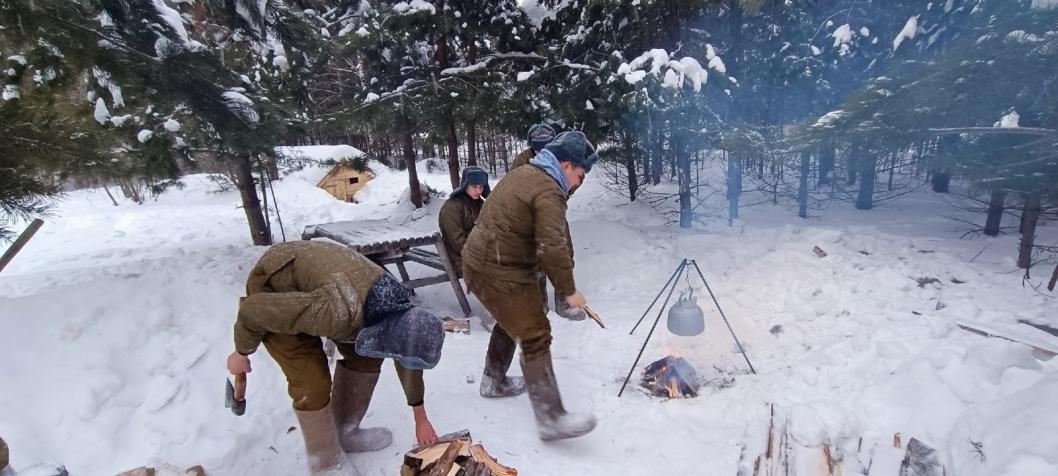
[584,306,605,329]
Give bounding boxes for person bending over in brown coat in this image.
[462,131,598,441]
[225,241,444,475]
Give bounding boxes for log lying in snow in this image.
[400,430,517,476]
[739,404,944,476]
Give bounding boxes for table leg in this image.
[436,240,472,319]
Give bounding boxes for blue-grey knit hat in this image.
[527,123,556,152]
[543,131,598,173]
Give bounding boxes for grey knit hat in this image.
[543,131,598,173]
[527,123,556,152]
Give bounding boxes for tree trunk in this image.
[846,151,858,186]
[403,129,423,209]
[647,112,655,185]
[931,169,951,193]
[818,142,834,186]
[1017,192,1041,269]
[234,154,272,245]
[102,186,119,206]
[886,151,896,191]
[466,120,477,167]
[624,131,638,201]
[446,122,460,189]
[984,188,1006,237]
[798,150,810,218]
[727,152,742,225]
[676,138,692,228]
[855,153,876,210]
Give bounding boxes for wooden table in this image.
[302,219,472,318]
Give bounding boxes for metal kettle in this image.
[667,288,705,336]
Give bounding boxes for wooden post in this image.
[0,218,44,274]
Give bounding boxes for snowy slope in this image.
[1,149,1056,475]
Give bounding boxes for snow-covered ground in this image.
[2,147,1057,475]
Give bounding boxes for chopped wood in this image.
[812,246,827,258]
[1049,262,1058,291]
[425,439,466,476]
[401,430,518,476]
[468,444,517,476]
[442,316,471,334]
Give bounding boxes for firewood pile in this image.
[401,430,517,476]
[737,404,944,476]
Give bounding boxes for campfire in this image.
[641,355,700,398]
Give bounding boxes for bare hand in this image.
[565,291,587,310]
[227,351,252,375]
[413,406,438,446]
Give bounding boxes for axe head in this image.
[225,378,246,416]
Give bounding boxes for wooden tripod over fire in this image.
[618,258,757,397]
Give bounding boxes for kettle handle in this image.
[678,288,696,303]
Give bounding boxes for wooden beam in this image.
[0,218,44,274]
[929,127,1057,137]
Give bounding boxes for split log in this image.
[466,444,517,476]
[401,430,517,476]
[425,439,466,476]
[442,316,471,334]
[812,246,827,258]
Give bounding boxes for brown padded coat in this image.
[437,193,483,274]
[511,148,534,169]
[234,241,384,356]
[462,164,577,297]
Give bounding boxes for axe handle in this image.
[234,372,247,401]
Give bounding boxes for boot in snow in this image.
[294,403,351,475]
[479,326,526,398]
[521,354,596,441]
[332,363,393,452]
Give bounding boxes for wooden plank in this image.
[956,319,1058,356]
[405,251,445,270]
[404,275,452,289]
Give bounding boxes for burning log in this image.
[641,355,700,398]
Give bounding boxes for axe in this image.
[225,373,247,416]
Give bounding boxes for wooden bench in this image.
[302,219,472,318]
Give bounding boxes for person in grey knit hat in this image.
[512,123,556,169]
[508,124,596,320]
[462,130,598,442]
